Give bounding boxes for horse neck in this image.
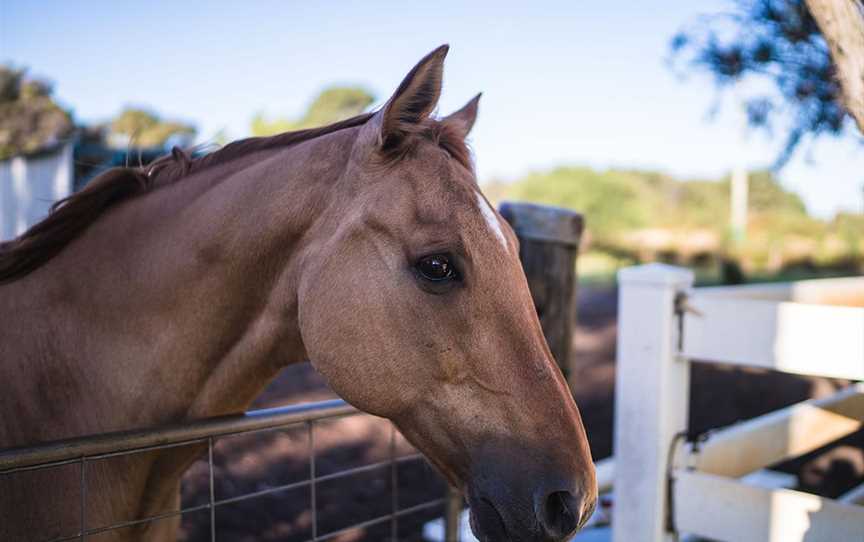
[1,129,358,442]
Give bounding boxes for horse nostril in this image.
[538,490,582,539]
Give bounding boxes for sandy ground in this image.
[175,286,864,541]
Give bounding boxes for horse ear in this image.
[376,44,449,147]
[441,93,481,139]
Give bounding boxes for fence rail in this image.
[612,264,864,542]
[672,469,864,542]
[0,399,461,542]
[681,293,864,380]
[680,384,864,478]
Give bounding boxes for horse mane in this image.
[0,110,470,285]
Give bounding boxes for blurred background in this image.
[2,1,862,540]
[3,0,862,281]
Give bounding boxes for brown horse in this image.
[0,46,596,541]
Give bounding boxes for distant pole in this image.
[729,83,750,246]
[499,202,584,390]
[730,167,749,243]
[444,486,462,542]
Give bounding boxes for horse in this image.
[0,46,596,541]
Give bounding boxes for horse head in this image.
[298,46,597,541]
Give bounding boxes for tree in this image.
[671,0,861,166]
[0,66,73,160]
[503,166,815,245]
[110,107,196,148]
[505,167,652,243]
[251,86,374,136]
[746,169,808,213]
[804,0,864,132]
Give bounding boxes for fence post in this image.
[498,202,584,387]
[612,263,693,542]
[444,486,462,542]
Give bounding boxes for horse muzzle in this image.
[465,471,596,542]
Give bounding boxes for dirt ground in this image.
[177,285,864,541]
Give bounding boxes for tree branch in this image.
[805,0,864,133]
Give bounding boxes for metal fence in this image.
[0,399,462,542]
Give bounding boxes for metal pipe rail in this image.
[0,399,355,472]
[0,399,462,542]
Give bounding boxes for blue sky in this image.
[2,0,863,218]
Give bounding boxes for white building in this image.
[0,142,74,242]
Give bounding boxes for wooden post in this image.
[498,202,584,386]
[443,486,462,542]
[612,264,693,542]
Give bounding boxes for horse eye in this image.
[416,254,457,282]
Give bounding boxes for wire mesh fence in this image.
[0,399,462,542]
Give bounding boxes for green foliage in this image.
[250,114,294,137]
[745,170,807,215]
[0,67,27,103]
[833,212,864,237]
[672,179,729,227]
[110,107,196,148]
[505,167,805,243]
[506,167,814,232]
[251,86,374,136]
[20,80,52,100]
[507,167,650,242]
[500,165,846,267]
[832,212,864,257]
[0,65,73,160]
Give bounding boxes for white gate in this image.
[612,264,864,542]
